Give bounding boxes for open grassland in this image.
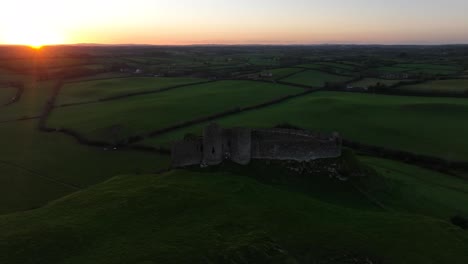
[0,86,16,104]
[397,79,468,94]
[351,78,401,88]
[58,77,207,105]
[0,168,467,264]
[0,120,170,214]
[361,156,468,219]
[49,80,304,142]
[0,80,55,121]
[283,70,353,87]
[142,92,468,161]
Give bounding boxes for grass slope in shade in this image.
[49,80,303,142]
[58,77,207,104]
[0,120,170,214]
[0,87,16,104]
[397,79,468,94]
[0,169,467,264]
[361,157,468,219]
[283,70,353,87]
[142,92,468,161]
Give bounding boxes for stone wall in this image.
[171,139,202,168]
[202,123,223,165]
[230,128,252,165]
[251,129,341,162]
[171,124,342,168]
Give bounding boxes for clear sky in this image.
[1,0,468,46]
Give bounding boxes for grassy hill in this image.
[1,161,467,264]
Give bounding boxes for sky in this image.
[1,0,468,46]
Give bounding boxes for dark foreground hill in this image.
[1,159,468,264]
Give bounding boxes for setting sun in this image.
[3,24,64,48]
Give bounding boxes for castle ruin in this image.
[171,123,342,168]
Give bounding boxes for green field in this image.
[49,80,304,142]
[0,120,170,214]
[283,70,353,87]
[141,92,468,161]
[0,80,55,121]
[363,157,468,219]
[58,77,206,105]
[0,166,467,263]
[0,86,16,104]
[351,78,401,88]
[397,79,468,94]
[264,67,304,80]
[375,64,461,76]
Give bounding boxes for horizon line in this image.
[2,43,468,47]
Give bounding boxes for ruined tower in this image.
[202,123,223,165]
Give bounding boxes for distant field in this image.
[49,80,304,142]
[0,87,16,104]
[0,120,170,214]
[66,72,130,82]
[375,66,410,73]
[248,57,279,66]
[318,62,357,70]
[376,64,461,75]
[362,156,468,219]
[141,92,468,161]
[283,70,353,87]
[297,63,356,75]
[58,77,206,105]
[265,68,304,80]
[351,78,401,88]
[397,79,468,94]
[0,69,32,84]
[395,63,462,71]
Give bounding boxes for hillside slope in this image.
[1,168,467,264]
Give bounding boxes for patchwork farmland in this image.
[0,45,468,263]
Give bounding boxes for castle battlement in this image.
[171,123,342,168]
